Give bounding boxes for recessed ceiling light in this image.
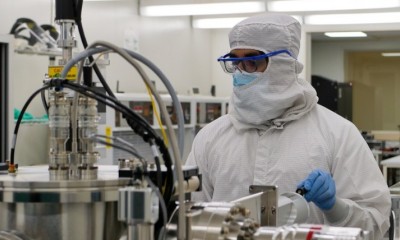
[306,12,400,25]
[268,0,399,12]
[140,1,265,17]
[192,15,302,29]
[192,17,247,29]
[324,32,367,37]
[382,52,400,57]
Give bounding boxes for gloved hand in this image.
[297,169,336,210]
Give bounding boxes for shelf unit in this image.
[99,93,229,164]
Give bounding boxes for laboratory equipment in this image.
[9,18,59,56]
[0,165,128,239]
[311,75,352,121]
[166,189,369,240]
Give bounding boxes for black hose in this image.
[10,85,52,166]
[63,81,156,137]
[72,0,116,98]
[149,139,163,191]
[40,90,49,116]
[63,81,174,203]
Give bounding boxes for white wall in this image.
[81,1,213,95]
[311,39,400,82]
[210,29,232,97]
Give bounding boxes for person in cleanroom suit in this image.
[185,13,391,239]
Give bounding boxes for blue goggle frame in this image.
[217,49,294,62]
[217,49,294,73]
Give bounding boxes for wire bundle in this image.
[10,1,188,238]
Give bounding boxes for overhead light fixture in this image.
[268,0,399,12]
[83,0,121,1]
[305,12,400,25]
[193,17,246,29]
[140,1,265,17]
[324,32,367,37]
[192,15,302,29]
[382,52,400,57]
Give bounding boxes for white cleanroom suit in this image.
[186,13,391,239]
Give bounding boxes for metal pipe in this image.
[56,20,76,65]
[128,225,154,240]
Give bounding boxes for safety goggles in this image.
[217,49,293,73]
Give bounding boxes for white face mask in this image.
[230,56,317,126]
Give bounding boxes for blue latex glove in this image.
[297,169,336,210]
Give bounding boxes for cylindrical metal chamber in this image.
[0,165,129,240]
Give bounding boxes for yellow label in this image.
[105,126,112,149]
[48,66,77,80]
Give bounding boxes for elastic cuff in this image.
[323,198,349,224]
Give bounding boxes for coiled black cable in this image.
[61,81,174,204]
[10,85,54,166]
[11,79,174,207]
[69,3,174,202]
[61,81,175,239]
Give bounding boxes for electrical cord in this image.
[60,45,180,187]
[71,14,175,204]
[60,46,167,147]
[40,89,49,116]
[41,79,173,202]
[145,84,169,147]
[83,42,172,145]
[72,0,116,99]
[72,6,185,156]
[10,85,52,167]
[10,79,173,200]
[146,175,168,240]
[94,134,140,154]
[89,42,186,238]
[149,138,163,190]
[61,81,174,203]
[14,2,177,237]
[60,42,186,240]
[60,46,185,159]
[124,49,185,158]
[93,133,168,239]
[70,48,164,154]
[93,137,144,161]
[64,81,174,203]
[63,81,158,138]
[153,136,173,206]
[78,22,115,97]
